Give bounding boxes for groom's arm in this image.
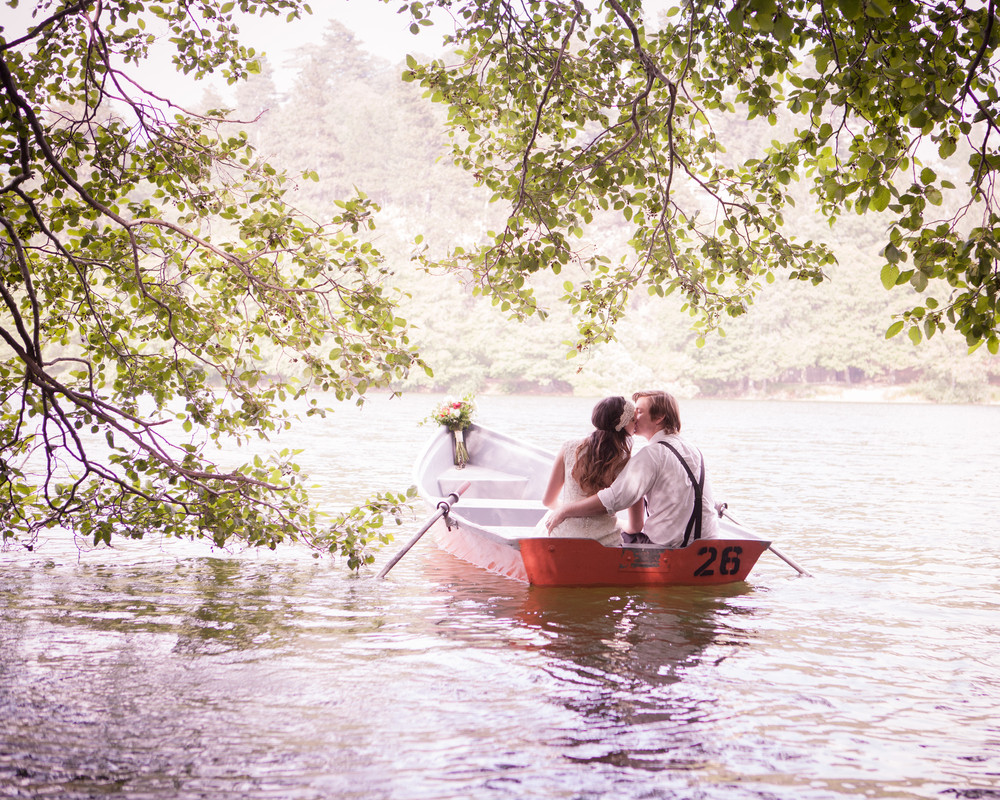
[544,494,608,532]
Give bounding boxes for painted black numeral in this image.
[719,545,743,576]
[694,546,717,576]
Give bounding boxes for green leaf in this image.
[871,186,892,211]
[880,263,899,290]
[866,0,891,17]
[837,0,862,19]
[883,243,903,264]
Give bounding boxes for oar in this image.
[719,506,813,577]
[377,482,471,579]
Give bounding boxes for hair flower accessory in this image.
[615,399,635,432]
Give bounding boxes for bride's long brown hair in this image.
[571,396,633,495]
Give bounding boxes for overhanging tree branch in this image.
[0,1,422,560]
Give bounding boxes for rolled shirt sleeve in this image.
[597,447,657,515]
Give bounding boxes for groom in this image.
[545,390,719,547]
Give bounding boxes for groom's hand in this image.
[545,507,566,532]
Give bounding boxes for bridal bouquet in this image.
[426,397,475,467]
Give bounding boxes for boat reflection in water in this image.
[421,550,757,772]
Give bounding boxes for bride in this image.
[538,396,644,545]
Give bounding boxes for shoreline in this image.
[682,382,1000,405]
[397,383,1000,405]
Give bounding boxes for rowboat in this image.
[412,422,773,587]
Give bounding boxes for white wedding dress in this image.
[537,438,622,546]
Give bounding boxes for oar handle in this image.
[437,481,471,512]
[377,482,471,579]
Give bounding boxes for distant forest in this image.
[218,21,1000,403]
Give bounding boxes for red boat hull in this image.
[435,519,769,587]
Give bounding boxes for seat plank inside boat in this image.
[455,498,546,509]
[450,503,547,528]
[437,465,533,499]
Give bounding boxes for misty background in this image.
[190,14,995,404]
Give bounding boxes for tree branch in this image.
[961,0,995,104]
[513,1,582,214]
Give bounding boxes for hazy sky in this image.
[0,1,669,96]
[237,2,440,67]
[0,1,440,96]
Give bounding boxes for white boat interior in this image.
[418,427,552,539]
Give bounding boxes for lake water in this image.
[2,394,998,799]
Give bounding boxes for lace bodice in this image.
[545,438,621,546]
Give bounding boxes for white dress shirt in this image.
[597,430,719,547]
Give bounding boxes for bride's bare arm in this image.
[541,446,566,509]
[624,499,645,533]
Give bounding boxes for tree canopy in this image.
[398,0,999,353]
[0,0,422,563]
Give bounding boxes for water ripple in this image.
[3,398,1000,799]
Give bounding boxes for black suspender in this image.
[658,441,705,547]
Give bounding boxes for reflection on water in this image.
[422,554,769,779]
[516,585,753,772]
[2,396,1000,800]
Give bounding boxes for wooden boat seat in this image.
[437,465,532,500]
[448,498,547,528]
[454,498,546,509]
